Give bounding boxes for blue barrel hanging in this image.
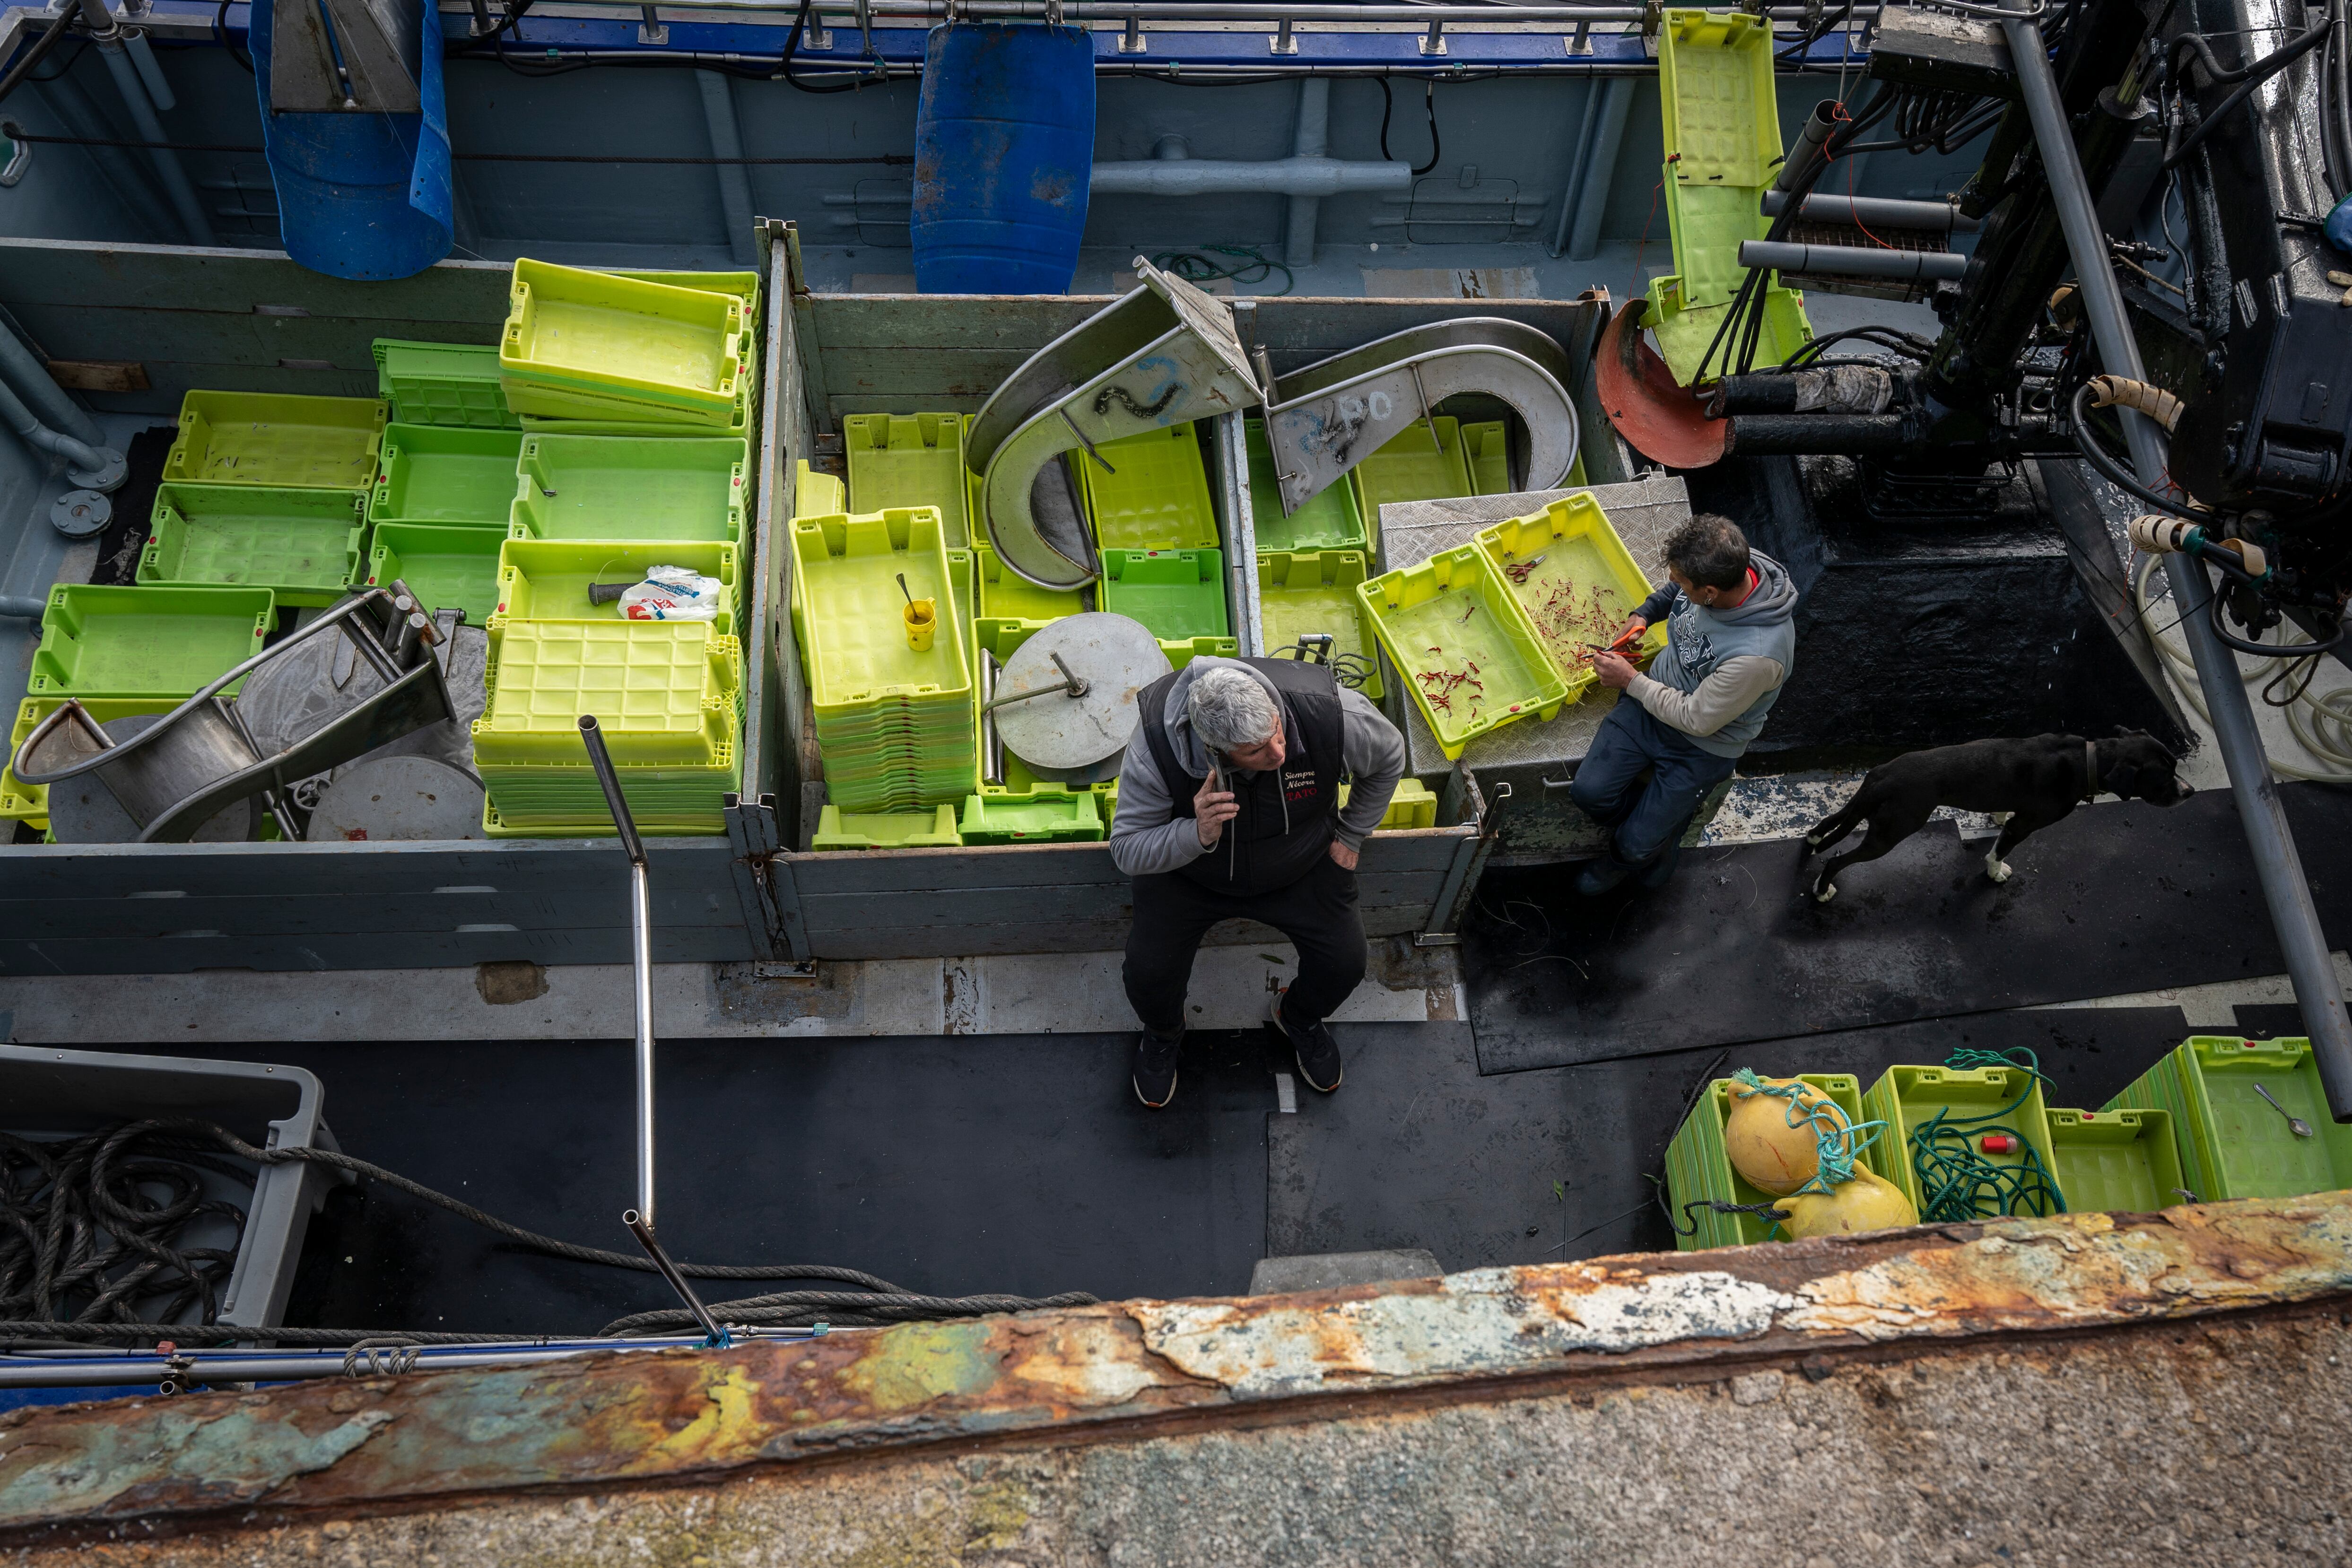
[911,23,1096,295]
[249,0,452,280]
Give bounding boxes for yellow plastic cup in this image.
[903,597,937,651]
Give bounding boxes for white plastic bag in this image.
[619,564,725,622]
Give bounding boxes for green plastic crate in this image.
[365,523,505,627]
[1357,543,1568,760]
[812,804,962,850]
[1101,549,1228,641]
[1475,493,1666,696]
[374,339,517,428]
[5,696,203,826]
[796,459,846,520]
[1664,1074,1876,1251]
[1645,9,1812,382]
[509,434,747,544]
[792,508,974,715]
[500,260,750,423]
[1080,424,1219,551]
[493,538,737,628]
[140,483,368,606]
[976,543,1089,621]
[958,789,1105,845]
[971,617,1223,801]
[2046,1107,2188,1214]
[846,412,970,548]
[1246,418,1368,555]
[510,382,753,437]
[1336,776,1438,830]
[1258,549,1384,699]
[370,423,526,528]
[480,745,738,838]
[1349,416,1472,527]
[163,391,386,490]
[1863,1063,2065,1222]
[475,620,741,766]
[2105,1036,2352,1202]
[26,584,274,700]
[1462,420,1512,496]
[611,269,762,329]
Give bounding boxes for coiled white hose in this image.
[2133,553,2352,784]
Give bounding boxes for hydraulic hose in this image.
[2132,553,2352,783]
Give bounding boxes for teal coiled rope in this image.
[1730,1068,1885,1199]
[1908,1048,2068,1222]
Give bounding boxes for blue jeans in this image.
[1568,700,1738,864]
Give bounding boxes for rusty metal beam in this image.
[3,1193,2349,1546]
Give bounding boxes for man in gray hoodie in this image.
[1110,655,1407,1108]
[1571,513,1797,895]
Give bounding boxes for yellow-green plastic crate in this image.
[1101,548,1228,641]
[1664,1073,1876,1251]
[1246,418,1368,555]
[976,543,1088,621]
[612,268,762,329]
[163,391,387,489]
[2046,1107,2187,1214]
[846,412,971,548]
[971,617,1221,801]
[795,459,846,520]
[1462,420,1512,496]
[374,339,517,428]
[1080,424,1219,551]
[480,745,738,837]
[366,523,505,627]
[513,383,752,438]
[1336,776,1438,831]
[813,804,962,850]
[1348,416,1472,526]
[5,696,199,827]
[1357,543,1568,760]
[140,483,369,606]
[475,620,741,766]
[2104,1036,2352,1202]
[793,507,974,716]
[499,260,750,423]
[958,789,1105,845]
[508,434,747,544]
[27,584,274,699]
[493,538,737,628]
[1258,549,1384,699]
[1474,493,1667,696]
[369,423,526,528]
[1863,1063,2065,1222]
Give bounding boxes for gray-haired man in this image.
[1110,657,1407,1108]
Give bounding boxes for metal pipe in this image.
[1091,153,1405,197]
[0,367,125,490]
[1773,98,1838,192]
[122,28,176,111]
[1738,239,1969,280]
[1547,75,1607,258]
[0,594,47,619]
[0,1331,826,1388]
[695,70,759,267]
[71,0,216,246]
[532,0,1881,22]
[1567,73,1635,261]
[1283,76,1330,265]
[0,312,104,450]
[1760,189,1984,233]
[2000,0,2352,1121]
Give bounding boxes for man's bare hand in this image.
[1327,840,1359,871]
[1591,651,1638,690]
[1622,616,1648,645]
[1194,771,1240,848]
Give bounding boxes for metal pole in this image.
[73,0,216,246]
[2001,0,2352,1121]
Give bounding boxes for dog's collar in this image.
[2083,740,2099,801]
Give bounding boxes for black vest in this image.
[1137,658,1346,898]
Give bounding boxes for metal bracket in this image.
[1118,14,1145,52]
[1270,16,1297,53]
[1567,17,1593,54]
[637,5,668,44]
[1420,17,1446,54]
[803,7,833,50]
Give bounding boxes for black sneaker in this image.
[1574,854,1637,897]
[1270,994,1343,1093]
[1132,1030,1181,1108]
[1637,837,1683,889]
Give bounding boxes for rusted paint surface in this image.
[3,1192,2348,1542]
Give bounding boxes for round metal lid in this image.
[40,715,253,844]
[307,756,486,842]
[991,612,1171,773]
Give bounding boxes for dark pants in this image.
[1124,856,1367,1037]
[1568,700,1738,863]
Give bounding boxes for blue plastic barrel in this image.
[249,0,453,280]
[911,24,1096,295]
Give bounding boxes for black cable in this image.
[2068,382,2201,517]
[0,16,81,111]
[2209,587,2348,657]
[2163,9,2335,169]
[215,0,253,75]
[779,0,867,95]
[603,1288,1101,1336]
[1377,76,1441,178]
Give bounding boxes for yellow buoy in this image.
[1777,1167,1918,1239]
[1724,1075,1849,1195]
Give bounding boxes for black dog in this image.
[1801,730,2194,903]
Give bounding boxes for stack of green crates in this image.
[2106,1036,2352,1202]
[498,261,754,433]
[793,506,977,814]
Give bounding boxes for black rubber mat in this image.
[1463,786,2323,1073]
[1268,1009,2197,1270]
[142,1033,1274,1338]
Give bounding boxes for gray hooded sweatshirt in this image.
[1627,551,1799,758]
[1108,656,1408,878]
